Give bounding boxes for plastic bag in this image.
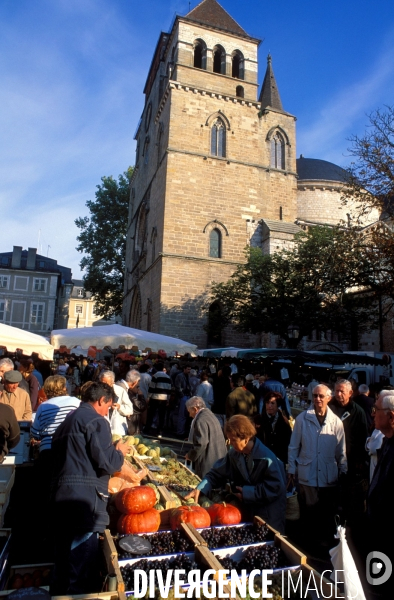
[113,459,148,483]
[329,525,366,599]
[110,408,127,436]
[108,476,138,493]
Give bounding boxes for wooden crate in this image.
[157,485,178,510]
[275,533,307,566]
[254,515,279,538]
[102,530,125,594]
[181,523,208,547]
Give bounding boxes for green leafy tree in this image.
[344,105,394,219]
[211,226,379,348]
[75,168,133,317]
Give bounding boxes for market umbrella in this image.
[0,323,54,361]
[50,324,197,356]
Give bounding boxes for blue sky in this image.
[1,0,394,278]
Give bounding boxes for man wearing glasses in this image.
[287,384,347,551]
[366,391,394,594]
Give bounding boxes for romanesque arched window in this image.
[213,45,226,74]
[270,132,285,169]
[211,119,226,157]
[194,39,207,69]
[236,85,244,98]
[209,228,222,258]
[232,50,244,79]
[130,287,142,329]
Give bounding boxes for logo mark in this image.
[366,551,392,586]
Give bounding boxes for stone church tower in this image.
[123,0,299,347]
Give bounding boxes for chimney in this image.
[11,246,22,269]
[26,247,37,270]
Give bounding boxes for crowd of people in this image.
[0,353,393,597]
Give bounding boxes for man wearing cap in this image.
[0,370,32,420]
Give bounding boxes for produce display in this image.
[243,572,313,600]
[199,523,269,548]
[147,458,200,488]
[112,434,173,459]
[116,530,193,559]
[9,567,52,589]
[120,554,199,591]
[218,544,285,573]
[115,486,157,514]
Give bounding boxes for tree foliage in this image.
[344,105,394,219]
[211,226,383,348]
[75,168,133,317]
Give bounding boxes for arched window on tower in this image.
[270,132,285,170]
[232,50,244,79]
[236,85,244,98]
[209,228,222,258]
[213,45,226,74]
[194,39,207,69]
[211,119,226,158]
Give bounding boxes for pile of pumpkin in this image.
[114,486,242,534]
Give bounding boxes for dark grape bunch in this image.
[117,531,193,559]
[238,545,284,572]
[120,554,200,591]
[200,524,269,549]
[167,484,194,493]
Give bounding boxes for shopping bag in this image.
[329,525,366,599]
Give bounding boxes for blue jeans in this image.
[176,395,190,435]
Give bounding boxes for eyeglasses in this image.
[372,405,390,415]
[313,394,328,398]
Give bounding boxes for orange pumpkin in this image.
[114,485,157,514]
[206,502,242,526]
[117,508,161,534]
[170,505,211,530]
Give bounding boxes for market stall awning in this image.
[196,347,241,357]
[236,348,385,366]
[0,323,54,361]
[50,324,197,356]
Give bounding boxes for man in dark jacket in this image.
[50,382,129,595]
[184,396,227,478]
[330,379,368,524]
[0,400,20,463]
[366,392,394,597]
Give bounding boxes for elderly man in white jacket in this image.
[288,384,347,549]
[99,370,133,435]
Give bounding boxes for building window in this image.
[0,300,5,321]
[34,278,47,292]
[209,228,222,258]
[38,260,46,268]
[193,39,207,69]
[213,45,226,74]
[0,276,9,289]
[232,51,244,79]
[14,276,28,291]
[1,257,9,266]
[236,85,244,98]
[211,119,226,157]
[31,303,44,324]
[92,304,98,316]
[270,133,285,169]
[75,305,83,315]
[77,288,84,297]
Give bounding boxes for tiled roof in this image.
[186,0,248,37]
[261,219,301,235]
[259,55,284,111]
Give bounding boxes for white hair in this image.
[312,384,332,397]
[186,396,206,410]
[0,358,14,370]
[381,395,394,411]
[99,370,115,383]
[358,384,369,394]
[379,389,394,400]
[125,369,140,384]
[335,379,353,391]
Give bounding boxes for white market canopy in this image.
[50,324,197,356]
[0,323,54,361]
